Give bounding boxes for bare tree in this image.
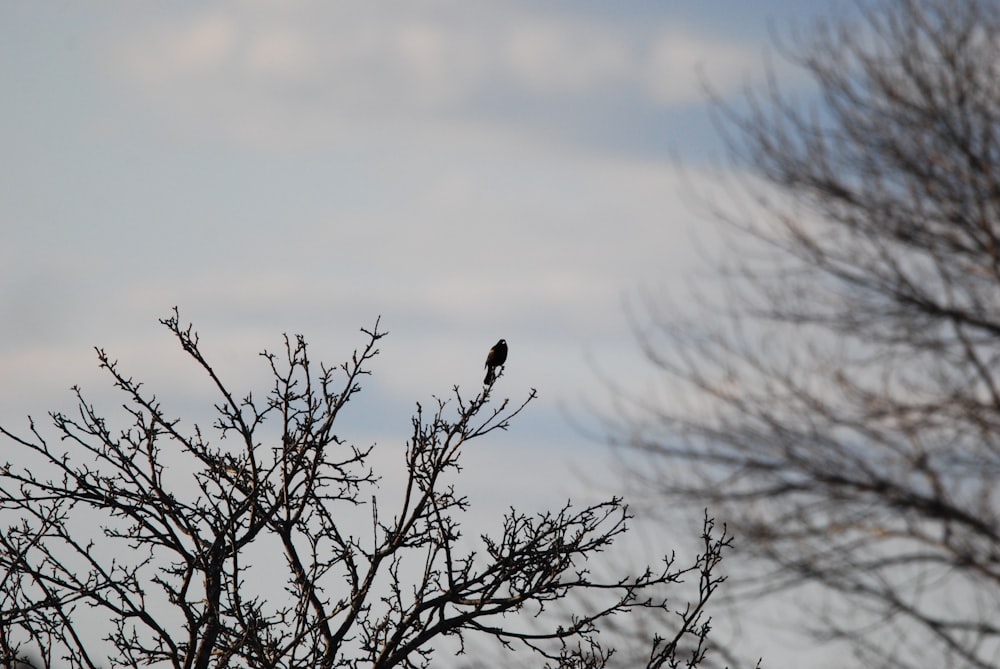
[0,310,731,669]
[613,1,1000,667]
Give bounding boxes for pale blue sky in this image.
[0,0,816,403]
[1,2,832,664]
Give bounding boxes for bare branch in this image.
[2,313,730,669]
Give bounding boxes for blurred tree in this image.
[0,310,730,669]
[615,0,1000,667]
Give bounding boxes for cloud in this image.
[125,12,237,79]
[502,18,633,93]
[107,3,768,152]
[245,26,311,78]
[643,30,755,106]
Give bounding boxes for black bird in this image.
[484,339,508,385]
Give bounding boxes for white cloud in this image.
[643,30,754,106]
[128,12,238,79]
[246,27,312,79]
[502,19,633,93]
[107,4,768,151]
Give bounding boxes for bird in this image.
[483,339,508,385]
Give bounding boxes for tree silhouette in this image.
[615,0,1000,667]
[1,310,730,669]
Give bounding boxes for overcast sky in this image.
[1,1,834,664]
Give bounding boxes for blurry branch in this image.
[615,1,1000,668]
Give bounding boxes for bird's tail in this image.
[484,367,496,385]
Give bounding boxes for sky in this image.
[1,1,834,665]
